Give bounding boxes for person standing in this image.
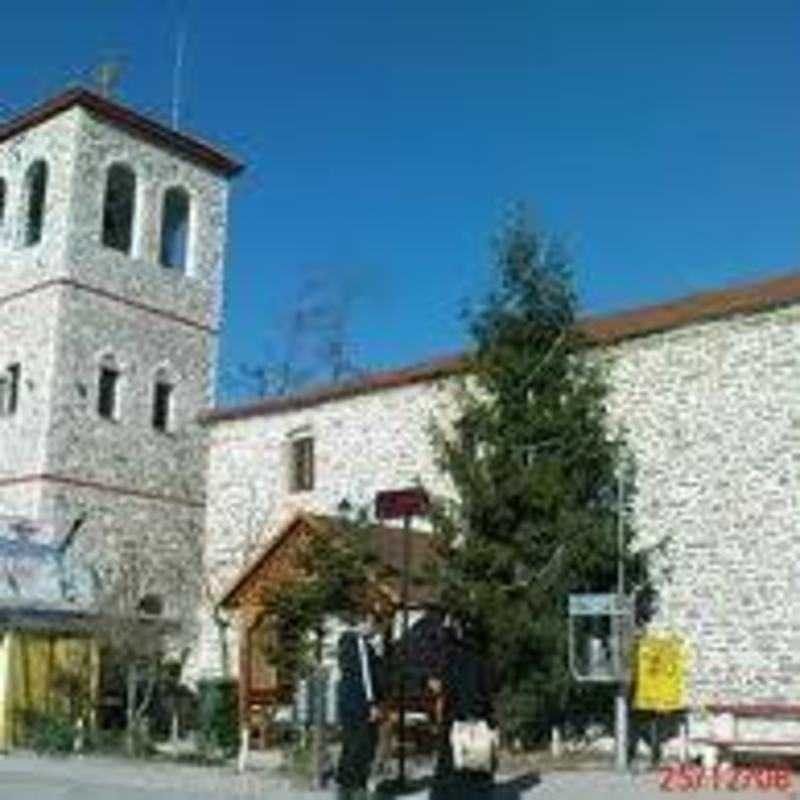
[336,620,383,800]
[429,620,496,800]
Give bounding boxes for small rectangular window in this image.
[289,436,314,493]
[98,366,119,420]
[102,164,136,254]
[152,381,173,432]
[25,161,48,247]
[160,187,190,271]
[0,363,20,416]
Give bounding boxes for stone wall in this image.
[0,287,61,490]
[197,378,459,680]
[65,108,228,332]
[0,111,81,513]
[607,305,800,706]
[0,110,79,280]
[0,101,230,628]
[200,303,800,713]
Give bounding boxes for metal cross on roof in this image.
[93,59,124,99]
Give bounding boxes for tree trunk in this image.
[312,630,327,790]
[170,709,180,756]
[237,725,250,774]
[213,609,230,679]
[126,662,157,757]
[125,664,138,757]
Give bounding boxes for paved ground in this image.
[1,752,798,799]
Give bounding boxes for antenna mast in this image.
[172,11,188,130]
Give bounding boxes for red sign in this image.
[375,488,429,520]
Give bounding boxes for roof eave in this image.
[0,87,244,178]
[201,269,800,426]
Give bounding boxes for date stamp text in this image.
[660,764,793,792]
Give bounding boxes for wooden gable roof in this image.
[219,512,437,611]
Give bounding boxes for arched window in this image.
[151,367,174,432]
[0,363,20,416]
[102,163,136,254]
[97,353,120,421]
[287,427,314,493]
[159,186,190,271]
[24,160,48,247]
[138,594,164,616]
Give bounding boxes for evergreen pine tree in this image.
[429,207,650,745]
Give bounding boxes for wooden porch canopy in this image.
[218,512,436,726]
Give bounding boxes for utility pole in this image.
[615,464,628,773]
[312,628,327,790]
[374,487,429,791]
[568,452,632,772]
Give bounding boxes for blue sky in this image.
[3,1,800,403]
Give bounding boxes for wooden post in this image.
[374,487,429,790]
[398,513,411,785]
[678,721,688,765]
[237,726,250,774]
[0,632,11,752]
[237,617,250,772]
[312,628,327,790]
[72,716,84,754]
[551,726,563,758]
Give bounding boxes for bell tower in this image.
[0,88,242,565]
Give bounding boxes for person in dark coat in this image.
[336,621,383,800]
[429,620,495,800]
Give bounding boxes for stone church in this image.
[2,89,799,742]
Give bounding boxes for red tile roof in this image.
[202,270,800,425]
[203,353,468,425]
[0,88,243,177]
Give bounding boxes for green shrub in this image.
[196,679,238,758]
[20,710,75,755]
[288,736,313,776]
[172,750,228,767]
[85,727,125,754]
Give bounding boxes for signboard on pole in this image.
[633,634,687,712]
[375,488,429,520]
[569,593,623,616]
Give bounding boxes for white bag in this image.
[450,719,498,773]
